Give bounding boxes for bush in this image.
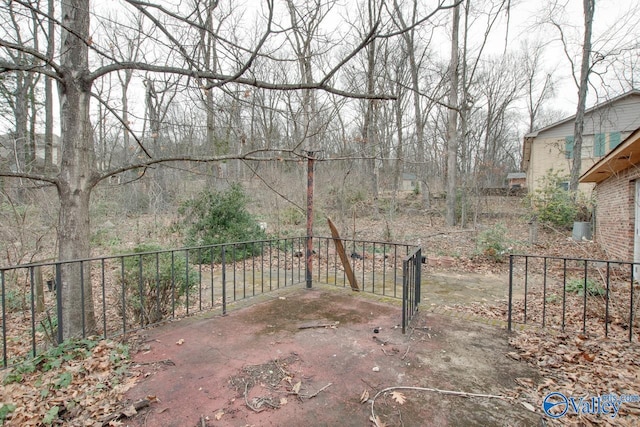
[565,277,605,297]
[527,170,593,229]
[120,244,198,325]
[476,223,510,262]
[179,184,266,263]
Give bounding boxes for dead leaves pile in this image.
[509,330,640,426]
[0,339,140,426]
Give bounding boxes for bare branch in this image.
[90,92,152,158]
[0,41,61,79]
[0,171,58,185]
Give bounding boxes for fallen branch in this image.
[401,345,410,360]
[100,398,155,425]
[244,382,265,413]
[304,382,333,399]
[134,359,175,367]
[297,322,338,330]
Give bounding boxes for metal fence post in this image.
[55,263,63,344]
[222,246,227,315]
[306,153,315,289]
[507,255,513,332]
[402,258,407,334]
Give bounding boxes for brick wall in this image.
[594,167,640,261]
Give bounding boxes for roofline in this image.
[580,126,640,183]
[524,89,640,138]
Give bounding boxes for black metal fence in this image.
[1,237,421,369]
[402,247,422,334]
[508,254,639,342]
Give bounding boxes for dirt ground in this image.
[125,276,542,427]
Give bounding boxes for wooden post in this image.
[327,218,359,291]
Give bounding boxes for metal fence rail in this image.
[1,237,421,369]
[508,254,639,342]
[402,247,422,333]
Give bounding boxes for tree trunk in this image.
[569,0,594,193]
[44,0,55,172]
[57,0,97,339]
[445,3,460,226]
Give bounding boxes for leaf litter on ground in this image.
[0,338,142,426]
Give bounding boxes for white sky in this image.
[4,0,639,136]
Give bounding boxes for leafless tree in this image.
[568,0,594,193]
[0,0,460,338]
[445,2,460,226]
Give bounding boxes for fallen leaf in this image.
[391,391,406,405]
[506,352,521,361]
[292,381,301,394]
[122,405,137,417]
[515,377,534,388]
[521,401,536,412]
[360,389,369,404]
[214,409,224,420]
[176,339,185,345]
[280,397,288,406]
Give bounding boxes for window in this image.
[565,136,574,159]
[594,133,606,157]
[580,138,593,159]
[610,131,621,149]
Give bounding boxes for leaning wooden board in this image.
[327,218,359,291]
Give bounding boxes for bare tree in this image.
[569,0,594,192]
[521,41,556,134]
[445,2,460,226]
[1,0,462,339]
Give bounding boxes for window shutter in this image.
[594,133,606,157]
[565,136,574,159]
[609,132,621,149]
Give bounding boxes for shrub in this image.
[527,170,593,229]
[120,244,198,325]
[476,223,510,262]
[179,184,266,263]
[565,277,605,297]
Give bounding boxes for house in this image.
[506,172,526,189]
[522,90,640,193]
[401,172,420,192]
[580,126,640,264]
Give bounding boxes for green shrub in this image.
[179,184,266,263]
[527,170,593,229]
[565,278,605,296]
[120,244,198,325]
[476,223,510,262]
